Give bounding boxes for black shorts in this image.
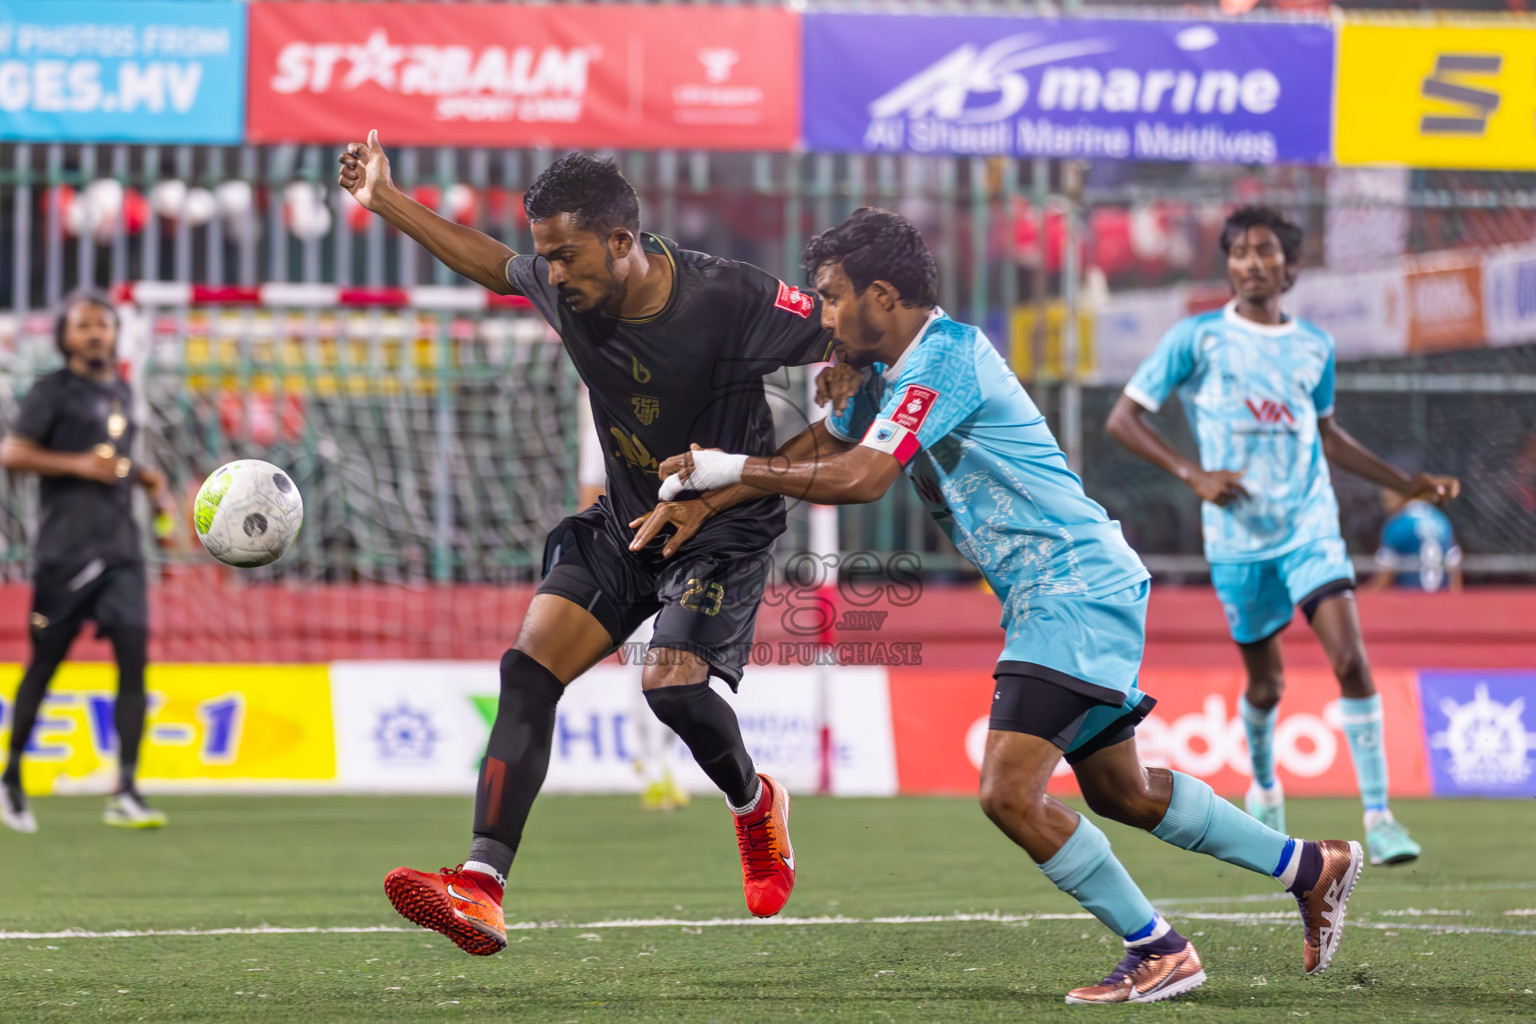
[536,499,775,689]
[989,670,1156,765]
[30,561,147,638]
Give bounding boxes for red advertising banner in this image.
[888,667,1431,799]
[1406,259,1486,353]
[246,2,800,149]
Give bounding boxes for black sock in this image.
[1286,841,1325,897]
[1140,928,1188,955]
[644,681,757,807]
[107,626,148,794]
[3,621,75,786]
[469,649,565,880]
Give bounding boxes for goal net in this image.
[0,286,579,661]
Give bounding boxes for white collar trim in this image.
[1223,300,1297,337]
[881,306,946,385]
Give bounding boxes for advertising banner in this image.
[1336,18,1536,170]
[1288,266,1410,361]
[0,1,246,143]
[1093,287,1191,384]
[329,662,897,797]
[0,663,334,794]
[802,14,1332,164]
[1481,244,1536,347]
[1009,302,1093,380]
[887,667,1431,798]
[1417,670,1536,797]
[1406,258,1485,353]
[22,660,1531,801]
[246,2,799,149]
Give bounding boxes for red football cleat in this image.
[384,864,507,956]
[734,774,795,918]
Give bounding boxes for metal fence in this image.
[3,140,1536,581]
[0,299,574,586]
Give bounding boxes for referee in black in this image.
[1,288,175,833]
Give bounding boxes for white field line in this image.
[2,910,1535,941]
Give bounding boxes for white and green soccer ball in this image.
[193,460,303,568]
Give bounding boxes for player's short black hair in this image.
[52,287,119,356]
[523,153,640,237]
[800,207,938,308]
[1220,205,1304,268]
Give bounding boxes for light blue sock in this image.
[1339,695,1389,813]
[1151,770,1290,875]
[1239,696,1278,788]
[1039,815,1159,940]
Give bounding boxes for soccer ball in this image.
[193,460,303,568]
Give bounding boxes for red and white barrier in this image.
[111,281,533,312]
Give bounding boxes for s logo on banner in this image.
[1336,20,1536,169]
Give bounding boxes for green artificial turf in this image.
[0,795,1532,1022]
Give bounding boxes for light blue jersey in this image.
[1377,501,1460,592]
[1125,302,1341,563]
[830,309,1149,688]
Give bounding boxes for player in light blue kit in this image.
[634,209,1363,1006]
[1106,206,1459,867]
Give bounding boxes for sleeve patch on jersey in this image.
[774,281,815,319]
[891,385,939,433]
[861,418,920,465]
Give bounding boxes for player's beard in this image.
[594,247,627,314]
[73,340,115,376]
[836,304,884,369]
[566,250,626,314]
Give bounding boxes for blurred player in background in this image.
[577,390,689,811]
[0,289,175,834]
[645,208,1365,1005]
[1369,486,1462,593]
[1106,205,1459,867]
[341,136,841,955]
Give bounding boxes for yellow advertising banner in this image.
[1337,18,1536,169]
[0,664,335,794]
[1010,303,1094,380]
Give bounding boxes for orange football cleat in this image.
[384,864,507,956]
[734,774,795,918]
[1295,839,1363,975]
[1065,938,1207,1005]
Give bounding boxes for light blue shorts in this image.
[998,578,1148,703]
[1211,536,1357,645]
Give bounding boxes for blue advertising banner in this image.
[0,1,245,143]
[1417,670,1536,798]
[803,14,1333,165]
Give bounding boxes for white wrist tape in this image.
[658,450,746,501]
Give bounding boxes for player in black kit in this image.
[0,289,175,834]
[340,134,843,956]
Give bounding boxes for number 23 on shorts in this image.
[680,578,724,616]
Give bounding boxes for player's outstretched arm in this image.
[630,421,854,556]
[1,437,124,484]
[657,430,898,508]
[1105,393,1249,506]
[338,130,518,295]
[1318,415,1460,506]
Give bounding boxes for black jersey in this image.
[507,234,833,539]
[8,369,141,572]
